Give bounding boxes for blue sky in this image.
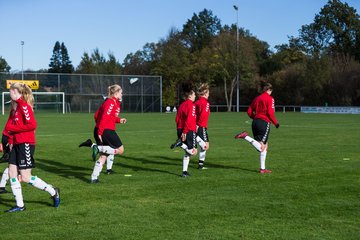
[1,0,359,71]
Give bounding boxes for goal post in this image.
[2,92,65,115]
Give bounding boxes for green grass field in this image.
[0,112,359,239]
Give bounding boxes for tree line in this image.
[1,0,359,108]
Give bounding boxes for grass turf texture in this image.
[0,112,359,239]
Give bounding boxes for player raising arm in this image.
[235,82,279,173]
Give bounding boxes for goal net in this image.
[2,92,65,115]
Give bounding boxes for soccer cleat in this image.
[79,139,93,148]
[0,152,9,163]
[198,164,204,170]
[92,145,99,161]
[260,169,272,174]
[106,169,113,175]
[170,139,182,149]
[90,179,100,184]
[234,131,248,139]
[52,188,60,208]
[5,206,26,213]
[0,187,8,194]
[181,171,191,177]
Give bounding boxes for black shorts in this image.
[252,118,271,144]
[197,127,209,142]
[9,143,35,169]
[177,129,196,150]
[94,128,122,149]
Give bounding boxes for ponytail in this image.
[9,82,34,108]
[107,84,122,98]
[197,83,210,96]
[22,84,34,108]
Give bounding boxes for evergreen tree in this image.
[49,41,73,73]
[0,56,11,72]
[60,42,73,73]
[49,41,61,73]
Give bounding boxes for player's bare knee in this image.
[192,148,198,156]
[21,175,31,183]
[116,146,124,155]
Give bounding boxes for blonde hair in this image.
[197,83,210,96]
[107,84,122,98]
[10,83,34,109]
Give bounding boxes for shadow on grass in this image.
[35,158,91,183]
[0,195,53,208]
[115,155,179,176]
[118,154,258,174]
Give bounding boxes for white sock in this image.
[180,144,194,155]
[260,151,267,170]
[98,146,116,155]
[244,136,262,151]
[106,154,114,170]
[182,155,190,172]
[196,136,206,150]
[10,177,24,207]
[29,176,56,196]
[199,150,206,163]
[91,160,103,180]
[0,167,9,188]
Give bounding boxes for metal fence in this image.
[0,73,162,113]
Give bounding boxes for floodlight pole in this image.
[233,5,239,112]
[21,41,24,80]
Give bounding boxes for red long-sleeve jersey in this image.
[195,97,210,128]
[95,97,121,135]
[175,99,196,134]
[6,98,37,145]
[247,92,278,126]
[3,109,14,144]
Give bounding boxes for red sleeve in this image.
[247,101,255,119]
[97,100,113,135]
[94,109,99,122]
[7,104,36,133]
[7,134,13,144]
[116,117,121,123]
[3,110,13,135]
[267,96,278,126]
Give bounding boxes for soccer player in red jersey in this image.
[0,108,15,194]
[79,84,126,183]
[5,83,60,212]
[195,83,210,169]
[235,82,279,174]
[170,82,198,177]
